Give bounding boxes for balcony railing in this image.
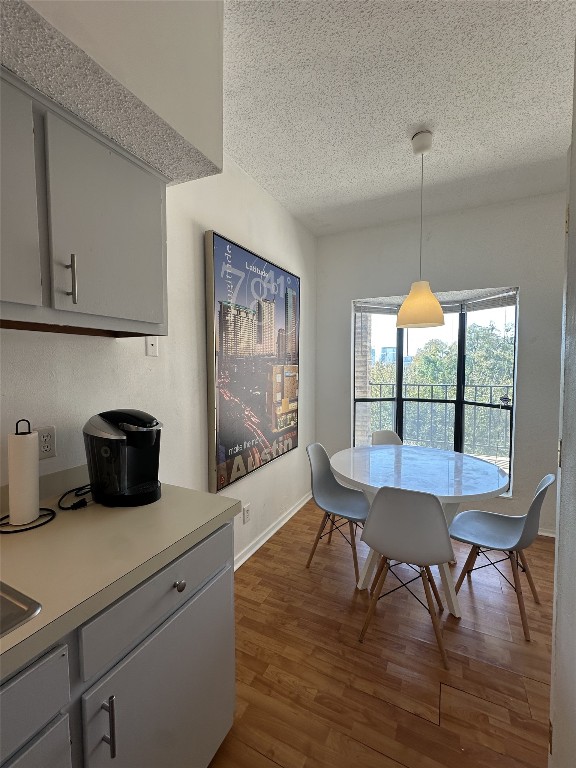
[368,382,513,405]
[355,382,513,472]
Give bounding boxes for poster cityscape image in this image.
[205,232,300,492]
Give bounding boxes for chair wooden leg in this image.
[359,559,389,642]
[509,551,530,641]
[306,513,329,569]
[327,514,336,544]
[370,556,386,595]
[425,567,444,611]
[455,545,479,593]
[421,568,450,670]
[349,521,360,583]
[518,549,540,604]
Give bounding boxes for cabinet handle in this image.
[65,254,78,304]
[173,580,186,593]
[102,695,117,759]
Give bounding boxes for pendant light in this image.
[396,130,444,328]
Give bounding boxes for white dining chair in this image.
[358,486,454,669]
[449,473,555,642]
[371,430,403,445]
[306,443,369,582]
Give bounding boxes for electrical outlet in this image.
[38,426,56,459]
[242,504,251,525]
[145,336,159,357]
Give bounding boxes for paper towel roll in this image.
[8,421,40,526]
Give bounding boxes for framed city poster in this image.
[205,231,300,492]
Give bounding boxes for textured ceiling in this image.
[224,0,576,236]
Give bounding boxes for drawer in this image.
[81,567,234,768]
[0,645,70,764]
[4,714,72,768]
[79,522,232,681]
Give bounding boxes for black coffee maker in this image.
[83,409,162,507]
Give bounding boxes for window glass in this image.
[368,314,397,396]
[463,404,511,471]
[403,401,455,450]
[354,401,396,446]
[462,304,515,475]
[403,313,459,401]
[464,306,515,405]
[352,288,517,480]
[354,312,397,445]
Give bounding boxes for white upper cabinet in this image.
[45,112,164,324]
[0,74,167,336]
[0,80,42,306]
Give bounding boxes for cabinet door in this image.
[0,80,42,306]
[0,645,70,765]
[4,715,72,768]
[45,112,165,323]
[82,567,234,768]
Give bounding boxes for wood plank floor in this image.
[209,500,554,768]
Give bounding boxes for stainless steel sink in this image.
[0,581,41,638]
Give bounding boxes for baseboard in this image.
[234,492,312,570]
[538,527,556,538]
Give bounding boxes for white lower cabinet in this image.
[0,645,70,766]
[82,566,234,768]
[4,715,72,768]
[0,523,236,768]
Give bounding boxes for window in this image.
[353,288,517,477]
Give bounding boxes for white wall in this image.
[316,193,565,533]
[166,160,316,560]
[549,67,576,763]
[28,0,223,167]
[0,157,316,561]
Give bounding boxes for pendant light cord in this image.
[419,152,424,281]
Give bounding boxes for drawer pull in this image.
[101,695,117,758]
[173,580,186,593]
[65,254,78,304]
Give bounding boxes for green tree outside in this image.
[367,322,514,461]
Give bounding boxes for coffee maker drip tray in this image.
[95,481,162,508]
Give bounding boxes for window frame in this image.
[353,291,517,481]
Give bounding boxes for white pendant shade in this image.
[396,131,445,329]
[396,281,445,328]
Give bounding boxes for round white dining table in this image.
[330,444,509,617]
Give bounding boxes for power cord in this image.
[0,483,91,533]
[0,508,56,533]
[58,484,92,510]
[0,484,92,534]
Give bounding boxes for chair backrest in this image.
[515,473,556,550]
[361,486,454,566]
[372,430,403,446]
[306,443,345,510]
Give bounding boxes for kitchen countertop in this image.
[0,484,240,680]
